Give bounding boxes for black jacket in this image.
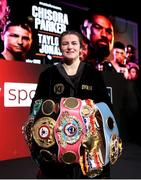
[33,62,111,107]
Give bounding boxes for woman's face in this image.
[129,68,138,80]
[60,34,81,61]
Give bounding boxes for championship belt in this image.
[80,101,122,178]
[54,97,86,164]
[29,99,59,162]
[94,102,122,165]
[24,97,122,176]
[31,116,56,149]
[80,99,103,177]
[31,99,59,149]
[22,99,43,147]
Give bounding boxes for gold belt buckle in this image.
[42,99,59,115]
[32,117,56,148]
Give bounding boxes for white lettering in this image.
[32,5,68,24]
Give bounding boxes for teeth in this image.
[98,148,104,165]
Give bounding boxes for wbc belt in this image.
[54,97,86,164]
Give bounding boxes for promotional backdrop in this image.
[0,0,140,161]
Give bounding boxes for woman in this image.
[24,30,114,178]
[128,62,139,80]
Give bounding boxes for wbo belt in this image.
[54,97,86,164]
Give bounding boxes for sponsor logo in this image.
[54,83,64,95]
[4,82,37,107]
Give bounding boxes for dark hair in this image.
[114,41,125,50]
[3,20,32,34]
[126,44,136,53]
[86,7,114,25]
[128,62,139,70]
[59,30,83,48]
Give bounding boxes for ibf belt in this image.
[54,97,86,164]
